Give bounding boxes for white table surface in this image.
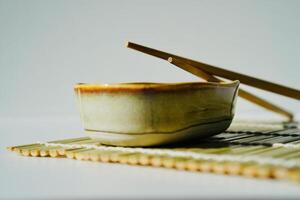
[1,116,300,199]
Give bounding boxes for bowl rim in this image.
[74,80,239,93]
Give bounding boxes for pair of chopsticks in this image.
[126,41,300,121]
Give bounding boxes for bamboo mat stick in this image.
[168,57,294,121]
[126,41,300,100]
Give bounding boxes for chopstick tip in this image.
[125,40,130,48]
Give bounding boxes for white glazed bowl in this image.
[74,81,239,146]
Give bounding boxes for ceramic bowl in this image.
[74,81,239,146]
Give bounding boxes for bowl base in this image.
[85,119,232,147]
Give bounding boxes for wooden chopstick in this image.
[126,41,300,100]
[168,57,293,121]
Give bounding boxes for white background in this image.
[1,0,300,118]
[1,0,300,199]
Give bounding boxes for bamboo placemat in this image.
[7,121,300,183]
